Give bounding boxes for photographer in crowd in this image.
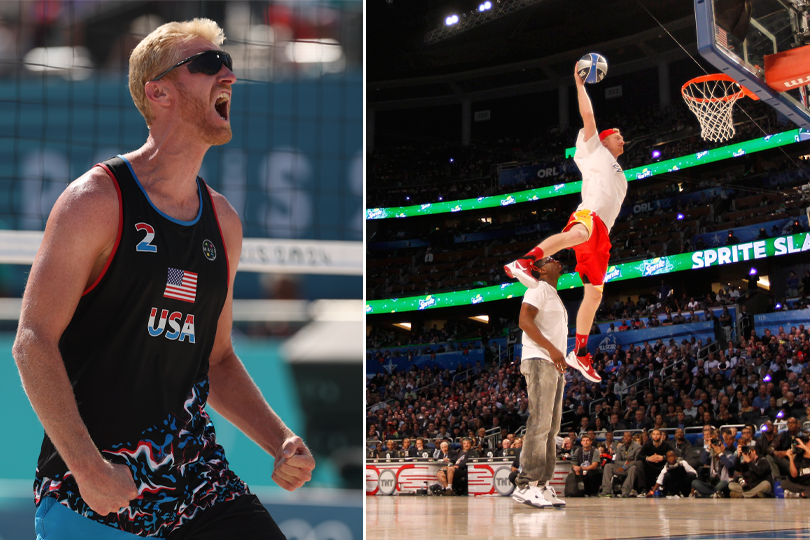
[692,427,736,498]
[728,442,772,498]
[782,436,810,498]
[648,451,697,498]
[772,417,803,475]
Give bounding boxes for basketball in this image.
[577,53,608,84]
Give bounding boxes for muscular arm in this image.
[575,63,597,142]
[12,168,138,515]
[518,302,565,373]
[205,190,314,491]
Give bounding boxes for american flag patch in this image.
[164,268,197,303]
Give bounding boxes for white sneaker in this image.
[512,485,533,504]
[513,485,551,508]
[541,484,565,507]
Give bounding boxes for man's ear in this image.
[144,80,173,112]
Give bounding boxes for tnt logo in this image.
[493,466,515,495]
[148,308,195,343]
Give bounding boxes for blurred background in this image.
[0,1,363,539]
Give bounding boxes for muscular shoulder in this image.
[47,166,120,245]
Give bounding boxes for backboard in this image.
[695,0,810,128]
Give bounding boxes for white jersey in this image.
[521,281,569,364]
[573,128,627,232]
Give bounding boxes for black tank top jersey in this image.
[35,156,248,537]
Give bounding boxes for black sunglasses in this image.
[151,50,233,82]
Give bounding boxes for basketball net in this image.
[682,74,757,143]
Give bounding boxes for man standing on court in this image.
[504,64,627,384]
[13,19,314,539]
[511,257,567,508]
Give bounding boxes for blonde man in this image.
[13,19,313,539]
[504,64,627,384]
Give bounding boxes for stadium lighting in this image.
[749,267,758,276]
[405,196,410,200]
[775,303,782,310]
[652,149,661,158]
[438,196,443,201]
[449,158,454,162]
[427,0,546,44]
[676,213,684,220]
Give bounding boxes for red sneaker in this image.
[565,351,602,383]
[503,258,539,289]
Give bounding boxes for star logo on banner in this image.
[711,234,722,246]
[514,169,529,183]
[384,359,396,374]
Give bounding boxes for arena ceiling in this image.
[368,0,699,108]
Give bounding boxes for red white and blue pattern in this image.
[164,268,197,303]
[34,379,248,537]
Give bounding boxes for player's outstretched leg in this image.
[565,283,603,382]
[503,225,589,288]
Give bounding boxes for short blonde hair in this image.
[128,18,225,127]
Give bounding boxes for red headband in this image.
[599,128,618,141]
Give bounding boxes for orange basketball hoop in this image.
[682,74,759,142]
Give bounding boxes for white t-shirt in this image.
[573,128,627,232]
[521,281,569,363]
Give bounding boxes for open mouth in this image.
[214,91,229,121]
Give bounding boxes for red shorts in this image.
[562,209,611,289]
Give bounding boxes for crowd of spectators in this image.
[367,99,790,209]
[366,321,810,497]
[367,154,808,301]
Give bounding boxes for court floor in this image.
[366,496,810,540]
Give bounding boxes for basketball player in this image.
[504,63,626,383]
[512,257,567,509]
[12,19,314,539]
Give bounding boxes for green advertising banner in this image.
[365,232,810,314]
[366,129,809,220]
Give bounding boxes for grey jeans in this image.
[517,358,565,488]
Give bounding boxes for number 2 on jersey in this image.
[135,223,157,253]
